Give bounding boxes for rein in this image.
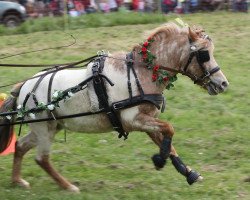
[0,55,99,89]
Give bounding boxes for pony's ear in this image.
[188,27,198,42]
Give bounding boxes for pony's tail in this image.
[0,83,22,153]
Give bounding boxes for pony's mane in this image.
[148,22,209,41]
[132,22,184,51]
[148,22,183,39]
[132,22,208,52]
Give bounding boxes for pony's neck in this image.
[131,33,189,94]
[149,33,188,74]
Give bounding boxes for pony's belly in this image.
[59,113,113,133]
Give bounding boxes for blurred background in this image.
[0,0,248,28]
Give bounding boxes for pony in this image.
[0,23,229,192]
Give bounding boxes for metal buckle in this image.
[113,103,122,110]
[97,50,109,57]
[204,71,210,78]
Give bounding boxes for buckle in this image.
[203,71,210,80]
[113,102,123,110]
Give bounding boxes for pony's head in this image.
[135,23,228,95]
[183,26,229,95]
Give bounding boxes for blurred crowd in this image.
[12,0,248,17]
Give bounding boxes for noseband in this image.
[182,49,220,85]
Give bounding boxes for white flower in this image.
[68,91,74,97]
[52,91,59,98]
[190,46,197,51]
[47,104,55,111]
[17,105,22,109]
[40,102,45,106]
[28,113,36,119]
[6,115,12,120]
[17,113,24,118]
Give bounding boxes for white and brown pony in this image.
[0,23,229,192]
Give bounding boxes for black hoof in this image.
[151,154,166,170]
[186,170,201,185]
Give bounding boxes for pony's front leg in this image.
[133,115,174,169]
[148,119,174,170]
[170,146,203,185]
[148,132,203,185]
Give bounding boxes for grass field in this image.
[0,12,250,200]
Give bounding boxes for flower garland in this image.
[5,90,74,120]
[138,37,177,90]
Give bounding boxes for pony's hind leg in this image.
[33,122,80,193]
[147,132,203,185]
[12,131,37,188]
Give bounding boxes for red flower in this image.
[142,53,147,60]
[147,37,152,41]
[143,41,149,47]
[163,77,169,82]
[141,47,147,53]
[153,65,159,72]
[152,74,158,81]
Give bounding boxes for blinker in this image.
[197,50,210,63]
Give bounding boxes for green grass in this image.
[0,12,250,199]
[0,12,167,36]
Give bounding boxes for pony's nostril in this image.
[221,81,228,88]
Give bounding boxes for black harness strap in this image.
[47,71,58,103]
[114,53,164,111]
[47,70,58,119]
[92,57,129,140]
[127,60,133,99]
[112,94,163,111]
[18,74,47,136]
[126,53,144,98]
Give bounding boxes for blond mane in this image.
[148,22,182,39]
[133,23,186,51]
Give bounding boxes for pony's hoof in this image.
[67,184,80,193]
[12,179,30,189]
[151,154,166,170]
[186,170,202,185]
[197,175,204,182]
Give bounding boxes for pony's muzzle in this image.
[220,81,229,90]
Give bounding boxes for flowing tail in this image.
[0,83,22,153]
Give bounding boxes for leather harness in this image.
[91,53,164,139]
[8,53,164,140]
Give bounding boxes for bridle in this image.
[182,49,220,85]
[160,46,221,86]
